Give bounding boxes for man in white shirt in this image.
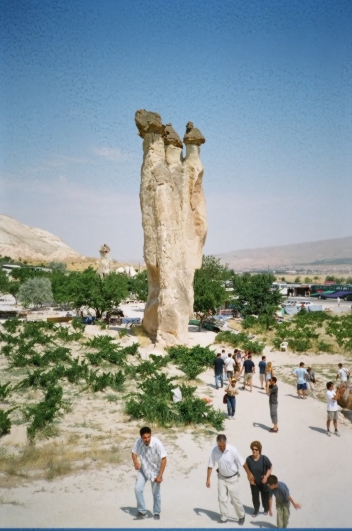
[221,349,228,382]
[206,434,253,524]
[336,363,349,383]
[224,353,235,380]
[132,426,167,520]
[325,382,342,437]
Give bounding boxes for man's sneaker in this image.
[154,514,160,520]
[335,430,341,437]
[219,517,228,523]
[136,511,146,518]
[238,515,245,526]
[252,512,258,517]
[326,430,331,436]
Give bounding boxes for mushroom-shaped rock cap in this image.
[164,123,183,148]
[183,121,206,145]
[135,109,165,137]
[99,243,111,254]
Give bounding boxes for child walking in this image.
[267,474,301,528]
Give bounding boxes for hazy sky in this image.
[1,0,351,262]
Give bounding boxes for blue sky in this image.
[1,0,351,262]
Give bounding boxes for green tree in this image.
[294,276,301,283]
[129,270,148,301]
[231,272,282,324]
[59,267,128,318]
[49,261,67,272]
[8,281,20,304]
[0,269,9,294]
[193,256,228,330]
[304,277,312,283]
[11,267,46,283]
[18,278,54,307]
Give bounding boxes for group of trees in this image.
[193,256,280,328]
[1,256,282,323]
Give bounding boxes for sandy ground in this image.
[1,300,352,527]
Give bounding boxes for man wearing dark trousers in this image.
[213,353,225,389]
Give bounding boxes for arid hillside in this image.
[216,236,352,271]
[0,214,82,262]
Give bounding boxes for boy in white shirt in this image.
[325,382,342,437]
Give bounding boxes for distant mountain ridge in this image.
[0,214,82,262]
[216,236,352,271]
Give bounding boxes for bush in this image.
[288,337,312,352]
[317,340,333,353]
[24,385,63,441]
[71,317,86,332]
[0,382,12,400]
[215,331,264,353]
[125,389,224,430]
[167,344,217,379]
[2,318,22,333]
[0,409,12,437]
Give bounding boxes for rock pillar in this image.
[135,110,207,346]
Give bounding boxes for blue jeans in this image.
[215,373,224,388]
[135,469,161,515]
[227,396,236,417]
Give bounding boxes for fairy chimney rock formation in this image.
[97,243,111,278]
[135,109,207,346]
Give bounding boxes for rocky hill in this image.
[0,214,82,262]
[216,236,352,271]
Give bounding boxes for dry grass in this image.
[0,495,24,506]
[0,437,124,487]
[130,325,153,347]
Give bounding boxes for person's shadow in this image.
[285,394,299,399]
[309,426,329,434]
[193,508,222,522]
[120,506,153,520]
[253,422,271,431]
[250,520,276,528]
[193,504,253,522]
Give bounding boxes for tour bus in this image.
[271,282,288,296]
[311,284,352,300]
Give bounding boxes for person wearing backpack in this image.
[305,367,317,399]
[336,363,350,383]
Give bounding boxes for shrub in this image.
[167,344,217,378]
[2,318,21,333]
[24,385,63,441]
[215,331,264,353]
[0,382,12,401]
[317,340,333,353]
[118,329,128,339]
[71,317,86,332]
[288,337,312,352]
[0,408,12,437]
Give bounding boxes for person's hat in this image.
[231,378,237,382]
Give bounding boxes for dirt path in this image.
[1,349,351,528]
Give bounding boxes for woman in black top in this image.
[246,441,273,517]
